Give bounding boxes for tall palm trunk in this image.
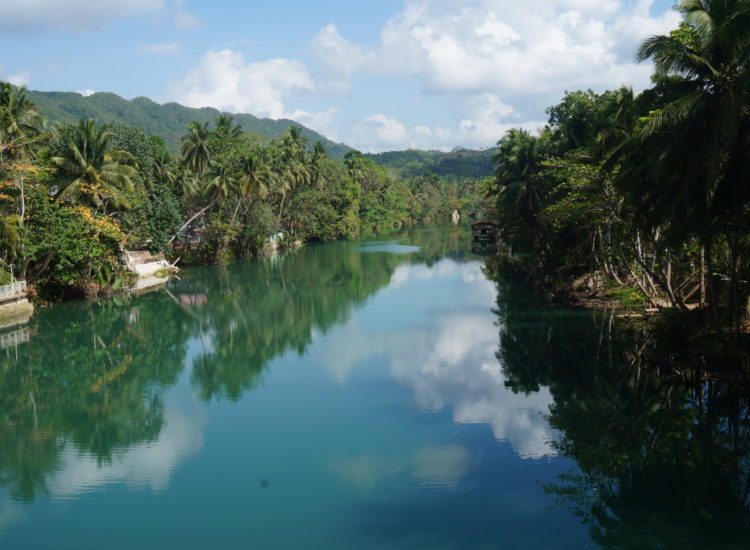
[728,234,742,339]
[168,201,215,245]
[703,235,718,327]
[277,193,286,225]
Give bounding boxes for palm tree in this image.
[345,150,366,187]
[214,114,243,141]
[281,125,307,163]
[491,128,548,252]
[205,159,237,207]
[593,86,641,160]
[153,150,177,189]
[309,141,327,186]
[0,82,46,161]
[236,151,270,203]
[272,173,293,225]
[631,1,750,232]
[311,141,326,164]
[51,119,138,210]
[626,0,750,324]
[268,128,311,226]
[180,121,211,176]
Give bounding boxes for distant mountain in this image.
[27,90,352,159]
[25,89,496,178]
[365,147,497,179]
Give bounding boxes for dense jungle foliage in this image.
[0,86,483,299]
[485,0,750,336]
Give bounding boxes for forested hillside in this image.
[366,148,496,178]
[27,90,352,158]
[27,89,498,180]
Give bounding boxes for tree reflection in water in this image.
[0,228,467,503]
[486,257,750,550]
[0,292,189,502]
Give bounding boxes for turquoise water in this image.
[0,228,748,549]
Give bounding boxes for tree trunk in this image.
[619,249,661,308]
[228,197,243,228]
[704,237,718,326]
[277,193,286,225]
[700,245,706,309]
[169,201,215,245]
[729,237,741,339]
[19,258,30,281]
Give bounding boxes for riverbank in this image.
[484,250,750,379]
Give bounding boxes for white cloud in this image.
[0,64,31,87]
[76,89,96,97]
[308,24,375,94]
[286,107,341,141]
[0,0,199,32]
[0,0,166,32]
[167,49,338,134]
[315,0,678,151]
[351,113,413,152]
[166,49,316,119]
[162,1,680,151]
[304,0,679,150]
[137,42,183,56]
[373,0,679,96]
[348,93,545,152]
[168,0,200,29]
[454,93,545,148]
[6,71,30,87]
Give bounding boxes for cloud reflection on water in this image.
[329,443,471,492]
[318,259,558,460]
[47,401,204,498]
[0,338,208,533]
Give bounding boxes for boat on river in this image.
[471,240,499,256]
[471,220,498,242]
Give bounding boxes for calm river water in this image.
[0,227,748,549]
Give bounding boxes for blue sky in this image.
[0,1,680,152]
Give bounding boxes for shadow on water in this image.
[470,240,499,256]
[491,258,750,550]
[351,254,750,550]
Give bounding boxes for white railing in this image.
[0,281,27,301]
[0,327,30,349]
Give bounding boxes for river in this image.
[0,227,748,549]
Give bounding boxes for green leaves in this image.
[0,82,46,162]
[51,119,139,210]
[180,120,211,176]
